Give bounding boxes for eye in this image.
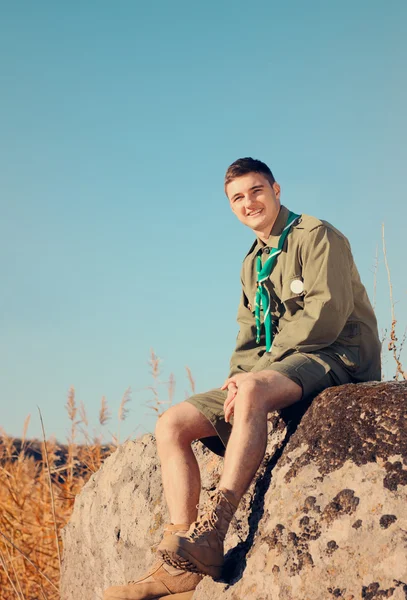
[232,195,243,203]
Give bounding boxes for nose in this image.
[243,193,256,208]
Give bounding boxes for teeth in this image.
[248,209,262,216]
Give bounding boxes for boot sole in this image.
[159,549,222,580]
[157,593,195,599]
[105,592,195,600]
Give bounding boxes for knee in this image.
[155,406,191,447]
[238,375,258,396]
[235,376,263,411]
[155,408,177,445]
[235,371,302,414]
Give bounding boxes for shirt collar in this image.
[256,204,290,250]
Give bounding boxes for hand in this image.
[222,382,237,423]
[221,373,252,424]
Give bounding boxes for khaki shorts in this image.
[185,351,353,456]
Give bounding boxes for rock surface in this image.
[61,381,407,600]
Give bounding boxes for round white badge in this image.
[290,279,304,294]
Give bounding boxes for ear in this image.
[272,182,281,200]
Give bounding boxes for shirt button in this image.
[264,248,270,254]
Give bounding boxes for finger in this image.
[225,399,235,423]
[221,386,237,410]
[224,385,238,417]
[221,377,236,390]
[227,385,237,399]
[223,390,235,413]
[223,386,237,413]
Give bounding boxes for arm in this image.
[252,225,354,372]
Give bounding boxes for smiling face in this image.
[226,172,281,241]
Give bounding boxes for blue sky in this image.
[1,1,406,443]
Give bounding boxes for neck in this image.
[255,229,271,244]
[253,212,280,244]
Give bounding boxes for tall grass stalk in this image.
[0,530,58,592]
[37,408,62,572]
[0,548,23,600]
[382,223,407,380]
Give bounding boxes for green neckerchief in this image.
[255,210,300,352]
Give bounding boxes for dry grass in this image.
[381,224,407,380]
[0,386,123,598]
[0,354,194,599]
[0,420,113,599]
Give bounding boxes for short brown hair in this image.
[224,157,275,190]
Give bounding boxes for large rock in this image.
[61,381,407,600]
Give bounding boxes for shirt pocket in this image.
[281,276,305,317]
[332,322,361,372]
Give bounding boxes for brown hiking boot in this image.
[157,489,239,579]
[103,524,203,600]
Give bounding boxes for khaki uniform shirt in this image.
[229,205,381,382]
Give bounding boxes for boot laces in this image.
[187,490,235,541]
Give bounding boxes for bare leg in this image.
[155,402,217,524]
[219,371,302,500]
